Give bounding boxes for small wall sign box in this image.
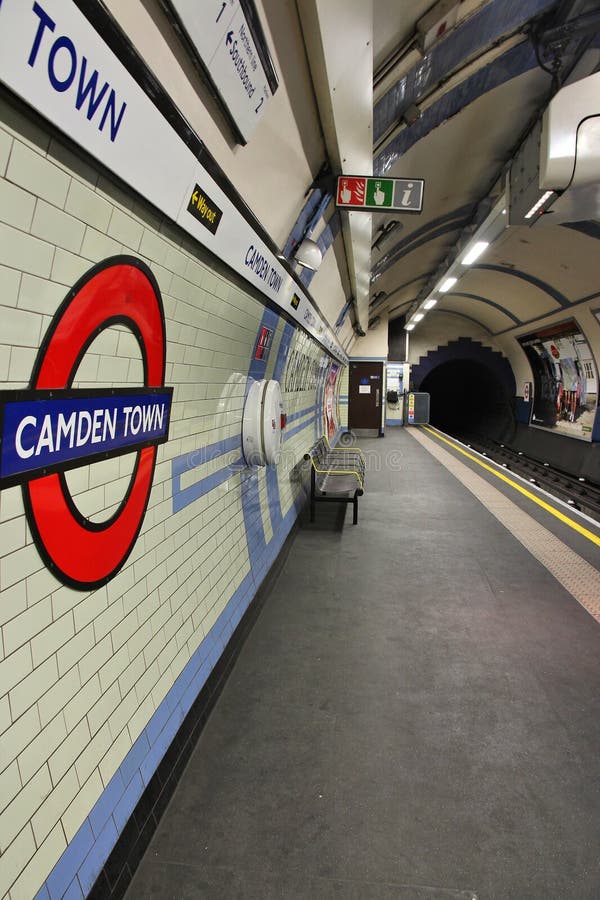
[162,0,279,144]
[254,325,273,360]
[336,176,424,213]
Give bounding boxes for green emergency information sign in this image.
[336,175,424,213]
[366,179,394,207]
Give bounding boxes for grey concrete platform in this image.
[126,428,600,899]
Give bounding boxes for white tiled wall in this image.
[0,95,340,899]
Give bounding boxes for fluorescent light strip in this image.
[423,298,437,309]
[461,240,489,265]
[439,277,457,292]
[413,313,424,322]
[524,191,554,219]
[406,323,415,331]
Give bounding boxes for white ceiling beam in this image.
[297,0,373,333]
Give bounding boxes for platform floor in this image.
[125,428,600,900]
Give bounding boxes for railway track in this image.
[454,433,600,521]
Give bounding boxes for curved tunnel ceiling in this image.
[368,0,600,336]
[295,0,600,341]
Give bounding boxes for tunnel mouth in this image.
[420,358,515,443]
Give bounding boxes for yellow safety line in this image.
[421,426,600,547]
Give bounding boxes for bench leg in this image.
[353,493,358,525]
[310,468,316,522]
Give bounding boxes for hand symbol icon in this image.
[374,183,385,205]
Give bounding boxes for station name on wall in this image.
[0,257,172,590]
[0,0,346,364]
[245,245,282,293]
[28,1,127,143]
[1,391,171,486]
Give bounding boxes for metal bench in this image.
[304,436,366,524]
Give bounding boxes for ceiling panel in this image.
[490,225,600,301]
[458,267,563,320]
[437,295,523,332]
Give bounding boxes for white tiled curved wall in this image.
[0,97,342,899]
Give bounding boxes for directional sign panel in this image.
[336,176,424,213]
[165,0,277,143]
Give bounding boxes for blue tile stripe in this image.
[284,412,318,442]
[172,453,244,514]
[170,408,316,516]
[282,188,332,260]
[273,321,295,382]
[286,405,315,424]
[172,435,243,513]
[35,566,261,900]
[373,0,555,143]
[376,42,539,175]
[171,434,242,478]
[45,824,94,900]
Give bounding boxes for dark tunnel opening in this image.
[420,359,515,443]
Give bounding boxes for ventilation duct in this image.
[510,72,600,225]
[540,71,600,192]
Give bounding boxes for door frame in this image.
[348,359,385,435]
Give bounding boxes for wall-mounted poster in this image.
[325,364,339,439]
[518,319,598,441]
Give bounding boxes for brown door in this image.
[349,361,384,431]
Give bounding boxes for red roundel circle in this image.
[25,257,167,589]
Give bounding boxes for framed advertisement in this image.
[518,319,598,441]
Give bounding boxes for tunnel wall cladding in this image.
[411,338,517,397]
[0,94,344,899]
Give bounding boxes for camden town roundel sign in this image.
[0,256,173,590]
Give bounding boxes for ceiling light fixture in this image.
[524,191,555,220]
[415,194,507,321]
[294,238,322,271]
[439,276,457,292]
[413,313,424,321]
[405,323,415,331]
[461,240,489,265]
